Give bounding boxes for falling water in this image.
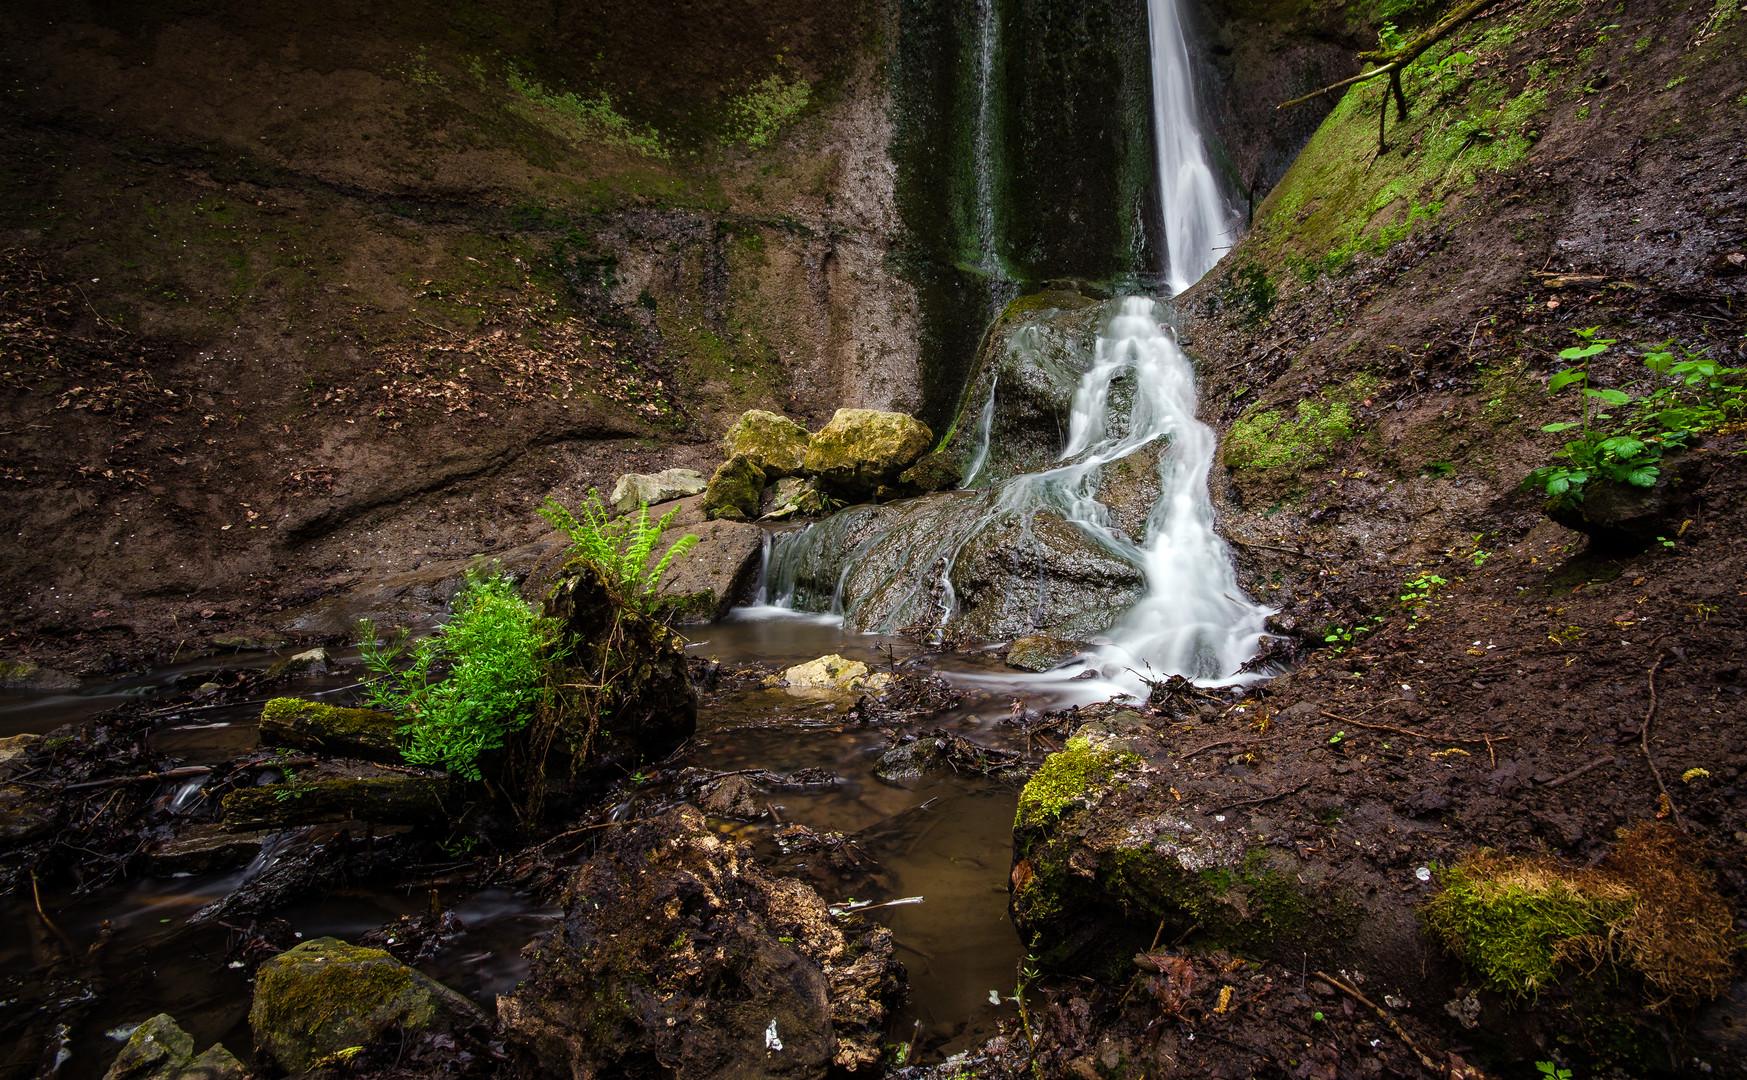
[1147,0,1234,295]
[972,0,1002,275]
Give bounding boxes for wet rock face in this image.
[102,1013,245,1080]
[951,511,1145,641]
[704,453,768,521]
[656,514,765,623]
[803,408,933,494]
[541,561,698,772]
[250,937,487,1072]
[612,467,709,515]
[897,449,962,493]
[500,806,903,1079]
[723,410,813,478]
[1005,634,1086,672]
[1010,714,1353,971]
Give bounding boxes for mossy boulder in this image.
[258,698,404,762]
[610,468,709,515]
[1010,715,1349,971]
[702,453,766,521]
[0,659,78,690]
[250,937,487,1072]
[652,514,765,624]
[802,408,933,494]
[102,1013,244,1080]
[498,806,902,1077]
[722,409,812,478]
[898,449,962,493]
[221,776,450,829]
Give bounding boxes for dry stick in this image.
[1178,734,1290,760]
[1543,756,1617,788]
[1314,970,1437,1071]
[1321,713,1511,745]
[1642,655,1685,829]
[1227,538,1326,559]
[61,765,214,792]
[1277,0,1510,111]
[30,872,74,949]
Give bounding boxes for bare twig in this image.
[1542,756,1616,788]
[1204,780,1311,816]
[1642,654,1684,829]
[1321,713,1511,745]
[1177,734,1290,760]
[1315,970,1437,1070]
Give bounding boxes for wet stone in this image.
[102,1013,245,1080]
[0,733,42,778]
[250,937,487,1072]
[0,659,78,690]
[220,775,451,829]
[146,823,273,875]
[702,453,767,522]
[1005,634,1087,672]
[722,409,812,478]
[0,784,56,842]
[258,698,404,762]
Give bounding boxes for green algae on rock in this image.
[1014,730,1140,830]
[898,448,962,493]
[702,452,767,521]
[803,408,933,494]
[721,409,812,477]
[102,1013,245,1080]
[258,698,405,762]
[250,937,486,1072]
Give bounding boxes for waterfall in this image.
[1147,0,1234,295]
[972,0,1002,276]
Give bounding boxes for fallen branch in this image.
[1315,970,1437,1070]
[1227,538,1326,559]
[62,765,214,792]
[1278,0,1506,112]
[1321,713,1512,745]
[1542,756,1616,788]
[1177,734,1290,760]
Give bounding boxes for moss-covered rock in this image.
[498,806,902,1076]
[102,1013,245,1080]
[1010,716,1351,971]
[898,449,962,493]
[651,515,764,623]
[0,784,56,842]
[250,937,486,1072]
[609,467,709,515]
[702,452,766,521]
[0,659,78,691]
[220,776,451,829]
[771,653,891,696]
[722,409,812,478]
[0,733,42,779]
[802,408,933,494]
[1004,634,1085,673]
[258,698,404,762]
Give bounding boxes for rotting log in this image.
[258,697,406,763]
[221,776,451,829]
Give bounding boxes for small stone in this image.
[0,733,43,778]
[609,468,709,515]
[266,648,329,678]
[1005,635,1085,672]
[102,1013,245,1080]
[776,654,891,696]
[0,660,79,691]
[0,785,56,842]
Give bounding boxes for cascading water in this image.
[1146,0,1236,295]
[749,0,1269,687]
[971,0,1003,276]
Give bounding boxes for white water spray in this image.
[1147,0,1234,294]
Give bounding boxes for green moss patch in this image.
[1015,734,1140,829]
[1223,374,1380,472]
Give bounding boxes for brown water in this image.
[0,612,1082,1073]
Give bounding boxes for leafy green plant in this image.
[358,568,560,780]
[538,492,699,613]
[1535,1062,1573,1080]
[1525,330,1745,506]
[1400,573,1447,609]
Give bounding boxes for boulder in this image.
[539,560,697,774]
[611,468,709,515]
[654,516,765,623]
[950,511,1145,641]
[722,410,812,478]
[250,937,487,1072]
[1005,635,1086,672]
[702,453,766,522]
[221,776,450,829]
[898,450,962,493]
[0,784,56,842]
[1093,442,1163,544]
[803,409,934,494]
[499,806,902,1078]
[102,1013,245,1080]
[1010,714,1353,971]
[1544,450,1714,549]
[258,698,404,762]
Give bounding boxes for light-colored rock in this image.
[0,784,55,842]
[0,733,42,778]
[772,654,892,696]
[1005,635,1086,672]
[0,660,78,691]
[721,410,811,478]
[610,468,709,515]
[102,1013,245,1080]
[266,647,328,678]
[802,408,933,494]
[250,937,486,1072]
[701,453,766,521]
[653,516,764,623]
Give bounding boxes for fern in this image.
[539,491,699,612]
[358,568,560,780]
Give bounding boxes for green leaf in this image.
[1540,421,1581,432]
[1627,466,1659,487]
[1584,387,1631,405]
[1557,343,1608,360]
[1547,369,1588,392]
